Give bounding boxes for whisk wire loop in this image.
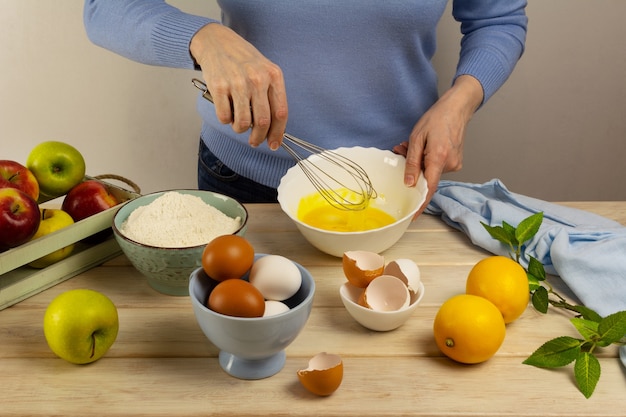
[281,134,377,211]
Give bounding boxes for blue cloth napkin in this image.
[425,179,626,317]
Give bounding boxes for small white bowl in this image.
[339,281,425,332]
[277,147,427,257]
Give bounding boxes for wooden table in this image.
[2,202,626,416]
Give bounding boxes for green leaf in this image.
[527,273,541,292]
[523,336,582,368]
[527,256,546,281]
[481,222,514,246]
[570,317,599,340]
[569,305,603,323]
[502,222,519,247]
[574,352,601,399]
[515,212,544,245]
[502,221,516,234]
[531,286,549,313]
[597,310,626,344]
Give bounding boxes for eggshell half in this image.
[361,275,410,312]
[297,352,343,396]
[342,250,384,288]
[384,258,421,295]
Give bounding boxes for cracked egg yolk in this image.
[297,189,395,232]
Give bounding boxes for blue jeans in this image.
[197,140,278,203]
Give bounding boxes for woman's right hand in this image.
[190,23,288,150]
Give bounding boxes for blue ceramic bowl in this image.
[189,254,315,379]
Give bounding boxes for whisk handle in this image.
[192,78,215,104]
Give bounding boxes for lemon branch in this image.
[481,212,626,399]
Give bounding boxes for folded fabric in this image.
[425,179,626,317]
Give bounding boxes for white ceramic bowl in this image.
[189,254,315,379]
[339,281,425,331]
[277,147,428,257]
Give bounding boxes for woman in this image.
[84,1,527,210]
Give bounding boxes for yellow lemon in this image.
[466,256,529,324]
[433,294,506,364]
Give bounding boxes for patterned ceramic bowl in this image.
[112,190,248,296]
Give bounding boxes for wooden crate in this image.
[0,177,140,309]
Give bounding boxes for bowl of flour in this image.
[112,190,247,296]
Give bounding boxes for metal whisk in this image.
[192,78,376,210]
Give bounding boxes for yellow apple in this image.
[43,289,119,364]
[28,208,75,268]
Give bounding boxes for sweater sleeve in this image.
[83,0,217,69]
[452,0,528,103]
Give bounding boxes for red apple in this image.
[0,160,40,201]
[61,180,120,243]
[0,188,41,251]
[62,180,119,221]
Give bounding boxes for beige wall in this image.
[2,1,625,201]
[437,0,626,201]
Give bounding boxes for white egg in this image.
[249,255,302,301]
[383,258,421,295]
[263,300,290,317]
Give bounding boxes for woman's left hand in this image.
[394,74,484,216]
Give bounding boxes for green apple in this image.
[43,289,119,364]
[26,141,86,199]
[28,208,75,269]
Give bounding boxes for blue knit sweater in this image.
[84,0,527,188]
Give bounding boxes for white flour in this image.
[120,191,241,247]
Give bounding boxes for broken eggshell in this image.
[342,250,384,288]
[383,258,421,295]
[297,352,343,396]
[360,275,410,311]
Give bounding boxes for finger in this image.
[248,91,272,148]
[412,160,442,220]
[210,86,235,125]
[403,137,425,188]
[265,83,288,150]
[231,93,254,134]
[392,141,409,156]
[413,185,437,219]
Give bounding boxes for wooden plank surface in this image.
[1,202,625,416]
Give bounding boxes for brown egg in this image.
[297,352,343,396]
[202,235,254,281]
[342,250,384,288]
[207,279,265,318]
